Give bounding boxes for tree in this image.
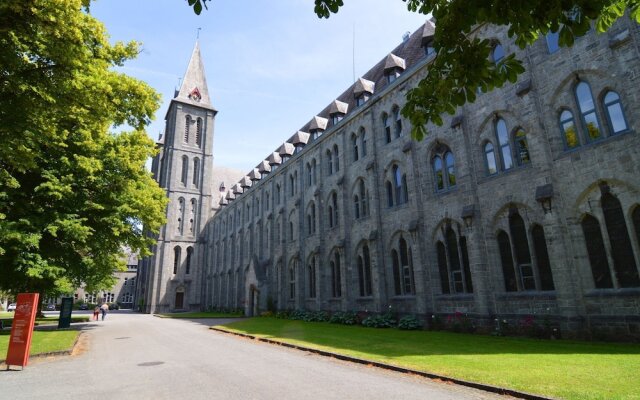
[187,0,640,140]
[0,1,168,298]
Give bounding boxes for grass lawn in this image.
[156,311,244,319]
[1,315,90,327]
[0,330,79,361]
[215,318,640,400]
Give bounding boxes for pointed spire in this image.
[176,41,212,107]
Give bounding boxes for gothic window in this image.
[602,91,628,135]
[173,246,181,274]
[391,235,414,295]
[436,226,473,294]
[265,191,270,210]
[352,133,359,162]
[181,155,189,186]
[312,159,317,184]
[289,211,295,241]
[353,194,360,219]
[575,81,602,142]
[360,128,367,157]
[484,142,498,175]
[391,164,408,205]
[531,225,555,290]
[255,199,260,216]
[177,197,185,235]
[601,193,640,287]
[495,118,513,170]
[393,106,402,138]
[513,129,531,166]
[332,193,338,227]
[185,247,193,274]
[497,230,517,291]
[307,202,316,235]
[189,198,196,234]
[308,256,317,298]
[386,181,393,207]
[432,146,456,192]
[306,163,312,187]
[275,216,281,243]
[559,109,579,150]
[333,144,340,172]
[195,117,203,147]
[546,31,560,53]
[383,113,391,143]
[276,184,281,204]
[582,214,613,288]
[289,174,295,196]
[509,211,535,290]
[184,115,191,143]
[357,245,373,297]
[331,252,342,297]
[359,180,368,217]
[326,149,333,175]
[289,260,296,300]
[193,158,200,188]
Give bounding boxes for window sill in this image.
[585,288,640,298]
[556,129,635,160]
[433,186,458,197]
[435,293,474,301]
[477,162,532,184]
[496,290,557,300]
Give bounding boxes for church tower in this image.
[139,42,216,313]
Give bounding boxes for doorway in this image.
[175,291,184,309]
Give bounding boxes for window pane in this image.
[560,111,580,149]
[497,231,517,292]
[433,156,444,190]
[546,31,560,53]
[601,193,640,287]
[532,225,555,291]
[437,241,450,294]
[583,112,602,141]
[605,94,627,134]
[514,130,530,165]
[576,82,595,112]
[485,143,497,175]
[445,152,456,187]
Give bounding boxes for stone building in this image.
[139,17,640,338]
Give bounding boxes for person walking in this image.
[100,303,109,321]
[93,306,100,321]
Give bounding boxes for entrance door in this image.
[175,292,184,309]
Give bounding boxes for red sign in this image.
[5,293,39,368]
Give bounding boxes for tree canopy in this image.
[0,1,168,297]
[187,0,640,140]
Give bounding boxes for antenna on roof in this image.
[196,27,202,39]
[352,22,356,83]
[402,31,411,42]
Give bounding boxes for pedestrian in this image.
[93,306,100,321]
[100,303,109,321]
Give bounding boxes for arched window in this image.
[383,113,391,143]
[195,117,203,146]
[177,198,185,235]
[276,184,281,204]
[352,133,359,162]
[603,91,628,134]
[436,241,450,294]
[308,256,316,298]
[393,106,402,138]
[437,227,473,294]
[189,198,196,234]
[492,43,504,64]
[289,174,295,196]
[484,142,497,175]
[386,181,394,207]
[306,163,312,187]
[531,225,555,290]
[312,159,317,184]
[307,203,316,235]
[359,180,368,217]
[289,214,295,241]
[392,165,408,205]
[181,155,189,186]
[184,115,191,143]
[509,211,534,290]
[582,214,613,288]
[333,144,340,172]
[289,261,296,300]
[353,194,360,219]
[560,110,579,149]
[330,192,338,227]
[391,235,414,295]
[633,207,640,250]
[193,158,200,187]
[326,149,333,175]
[185,247,193,274]
[445,152,456,187]
[575,81,602,141]
[357,245,373,297]
[601,193,640,287]
[497,230,517,291]
[360,128,367,157]
[331,252,342,297]
[495,118,513,170]
[433,155,444,191]
[173,246,181,274]
[513,129,530,166]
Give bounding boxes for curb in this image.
[154,314,245,319]
[210,327,555,400]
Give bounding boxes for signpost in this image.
[58,297,73,329]
[5,293,39,370]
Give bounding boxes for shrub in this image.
[361,312,396,328]
[305,311,329,322]
[329,311,358,325]
[275,310,290,319]
[289,309,309,320]
[398,315,422,330]
[260,311,273,317]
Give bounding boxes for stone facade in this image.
[141,18,640,339]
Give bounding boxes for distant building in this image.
[138,17,640,339]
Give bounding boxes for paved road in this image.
[0,312,506,400]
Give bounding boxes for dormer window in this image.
[386,69,401,84]
[331,114,344,125]
[356,94,369,107]
[311,129,324,140]
[424,42,435,56]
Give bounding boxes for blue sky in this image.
[91,0,428,172]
